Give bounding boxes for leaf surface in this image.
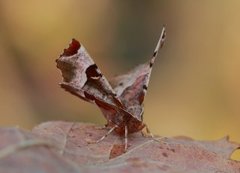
[0,121,239,173]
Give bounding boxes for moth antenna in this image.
[150,26,166,67]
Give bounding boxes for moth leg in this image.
[143,123,165,142]
[141,131,146,137]
[124,125,128,152]
[145,124,154,138]
[96,125,117,143]
[95,125,107,130]
[141,123,154,138]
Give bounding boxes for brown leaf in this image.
[0,127,80,173]
[0,121,239,173]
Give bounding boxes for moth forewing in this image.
[56,26,166,151]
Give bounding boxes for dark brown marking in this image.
[119,82,123,86]
[170,148,175,152]
[84,91,95,101]
[162,31,166,39]
[61,39,81,57]
[143,85,147,90]
[86,64,102,79]
[162,152,168,157]
[153,51,157,57]
[160,31,166,48]
[149,62,153,68]
[113,93,117,96]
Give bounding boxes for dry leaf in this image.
[0,121,239,173]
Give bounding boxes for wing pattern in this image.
[56,27,166,134]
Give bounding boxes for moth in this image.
[56,27,166,151]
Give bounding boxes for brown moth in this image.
[56,27,166,151]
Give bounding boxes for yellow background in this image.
[0,1,239,157]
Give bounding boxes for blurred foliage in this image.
[0,0,240,149]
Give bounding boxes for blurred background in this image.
[0,0,240,149]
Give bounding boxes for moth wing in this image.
[110,27,166,121]
[56,39,124,123]
[60,83,133,126]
